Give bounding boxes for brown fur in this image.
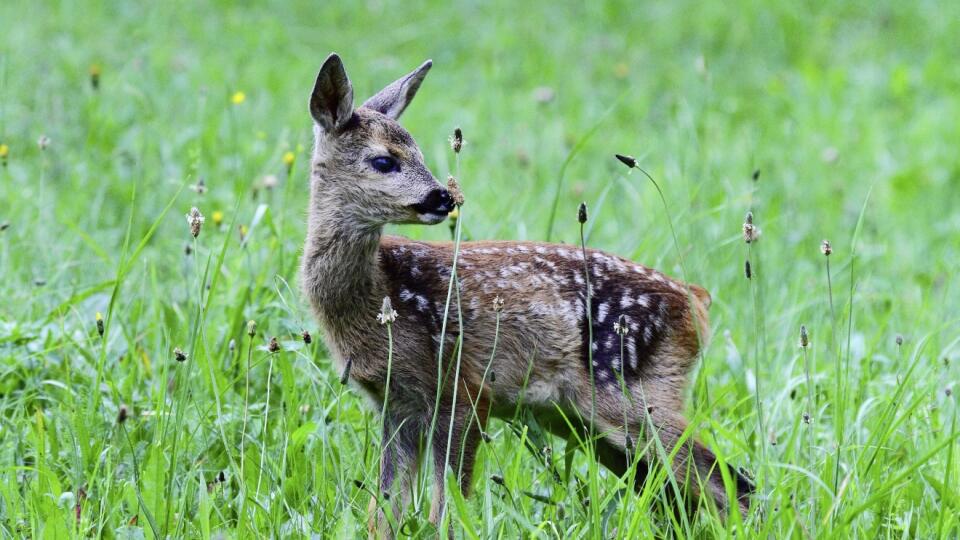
[301,54,751,537]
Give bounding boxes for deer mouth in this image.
[410,189,454,223]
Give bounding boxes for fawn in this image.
[301,53,752,536]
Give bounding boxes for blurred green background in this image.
[1,0,958,537]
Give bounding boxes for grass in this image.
[1,0,959,537]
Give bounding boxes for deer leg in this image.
[428,392,487,533]
[368,414,422,539]
[537,409,649,487]
[589,390,752,518]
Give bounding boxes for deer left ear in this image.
[362,59,432,120]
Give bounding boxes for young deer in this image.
[301,53,752,535]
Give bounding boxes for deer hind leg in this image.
[368,414,423,539]
[584,385,753,518]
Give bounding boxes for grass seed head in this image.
[803,412,811,424]
[614,314,628,336]
[191,177,206,194]
[615,154,637,169]
[821,239,832,256]
[268,337,280,353]
[744,259,752,279]
[117,405,128,425]
[490,474,505,486]
[246,320,257,338]
[228,339,236,353]
[895,334,904,347]
[493,296,504,313]
[174,347,187,362]
[95,312,104,337]
[447,176,464,206]
[186,207,204,238]
[577,202,588,224]
[451,127,463,153]
[742,211,761,243]
[752,169,760,181]
[340,357,353,385]
[301,330,312,344]
[37,135,50,150]
[89,64,101,89]
[799,325,809,348]
[377,297,398,325]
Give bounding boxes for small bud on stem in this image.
[451,127,463,154]
[377,297,398,325]
[614,154,637,169]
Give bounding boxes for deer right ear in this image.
[309,53,355,133]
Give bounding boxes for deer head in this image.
[308,53,454,229]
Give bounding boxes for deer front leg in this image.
[368,414,423,539]
[428,391,488,534]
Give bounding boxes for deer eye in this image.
[370,156,399,174]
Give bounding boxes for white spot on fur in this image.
[620,294,634,309]
[643,326,653,344]
[636,295,650,308]
[597,303,610,323]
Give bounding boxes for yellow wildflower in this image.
[212,210,224,226]
[231,91,246,105]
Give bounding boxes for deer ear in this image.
[310,53,355,132]
[362,59,432,120]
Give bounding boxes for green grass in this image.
[2,0,959,537]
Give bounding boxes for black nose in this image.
[412,189,455,215]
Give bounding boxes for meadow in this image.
[1,0,959,537]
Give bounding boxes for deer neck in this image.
[302,189,386,330]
